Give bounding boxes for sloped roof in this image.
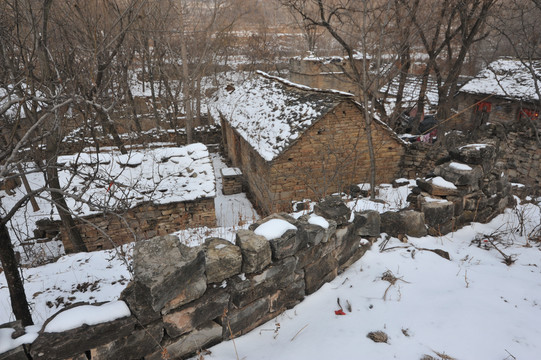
[459,57,541,102]
[209,72,352,161]
[379,74,439,106]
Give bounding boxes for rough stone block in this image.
[434,162,483,187]
[314,196,351,226]
[296,222,325,247]
[352,210,380,237]
[90,321,163,360]
[268,229,299,260]
[30,314,136,360]
[417,178,460,197]
[222,297,270,338]
[120,282,161,326]
[0,345,27,360]
[146,321,222,360]
[422,202,454,228]
[235,230,272,274]
[401,210,427,237]
[304,252,338,295]
[269,278,305,313]
[163,288,229,338]
[231,257,297,308]
[203,238,242,284]
[132,235,207,313]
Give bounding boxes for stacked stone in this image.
[8,197,377,360]
[221,167,243,195]
[408,143,513,235]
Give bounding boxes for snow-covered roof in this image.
[209,72,352,161]
[459,57,541,102]
[55,143,215,217]
[379,74,439,107]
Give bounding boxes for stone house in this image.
[49,144,217,252]
[453,57,540,131]
[209,72,405,214]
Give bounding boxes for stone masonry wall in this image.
[13,197,376,360]
[59,198,216,253]
[5,167,515,359]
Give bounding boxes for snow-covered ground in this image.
[1,179,540,359]
[202,200,541,360]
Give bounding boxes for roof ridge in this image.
[256,70,355,98]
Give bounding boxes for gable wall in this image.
[268,101,404,212]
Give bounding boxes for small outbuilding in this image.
[453,57,540,131]
[210,72,405,214]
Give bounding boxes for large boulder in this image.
[203,238,242,284]
[235,230,272,274]
[131,235,207,314]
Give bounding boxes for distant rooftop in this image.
[459,57,541,102]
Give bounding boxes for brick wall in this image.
[223,101,405,214]
[60,198,216,253]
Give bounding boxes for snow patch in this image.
[308,215,329,229]
[429,176,457,189]
[44,301,131,333]
[449,162,473,171]
[254,219,297,240]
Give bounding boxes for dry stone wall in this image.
[3,171,515,359]
[5,198,374,360]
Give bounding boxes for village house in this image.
[209,72,405,214]
[453,57,541,189]
[453,57,540,131]
[45,143,217,252]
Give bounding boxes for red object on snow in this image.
[334,309,346,316]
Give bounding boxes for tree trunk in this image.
[46,164,88,253]
[179,0,193,144]
[0,217,33,326]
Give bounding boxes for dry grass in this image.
[367,331,389,343]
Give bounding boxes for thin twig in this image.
[290,324,309,342]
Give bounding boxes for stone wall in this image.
[8,198,376,360]
[58,198,216,253]
[3,169,515,359]
[62,125,222,155]
[385,143,513,237]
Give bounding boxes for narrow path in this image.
[211,153,259,227]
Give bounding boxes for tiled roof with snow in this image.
[459,58,541,102]
[379,74,439,106]
[56,143,215,217]
[209,72,350,161]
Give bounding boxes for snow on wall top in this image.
[208,72,350,161]
[55,143,215,217]
[459,58,541,102]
